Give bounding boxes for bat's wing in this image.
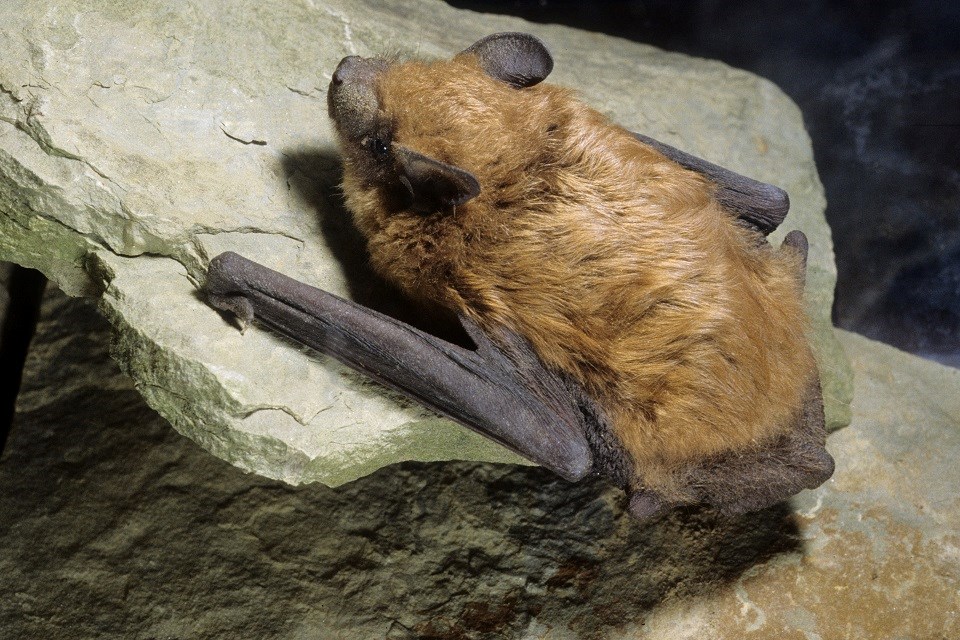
[204,246,832,519]
[633,133,790,236]
[205,252,593,482]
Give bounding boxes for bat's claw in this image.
[207,291,255,333]
[206,252,258,332]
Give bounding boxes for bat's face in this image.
[327,34,557,215]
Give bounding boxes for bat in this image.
[205,33,834,520]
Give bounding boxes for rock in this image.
[0,0,851,485]
[0,289,955,639]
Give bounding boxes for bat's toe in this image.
[627,489,666,521]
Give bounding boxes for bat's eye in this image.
[367,137,390,157]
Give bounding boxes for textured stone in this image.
[0,0,850,484]
[0,290,954,639]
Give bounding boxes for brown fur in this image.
[331,53,816,497]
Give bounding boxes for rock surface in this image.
[0,289,955,639]
[0,0,850,485]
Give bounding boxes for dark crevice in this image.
[0,264,46,455]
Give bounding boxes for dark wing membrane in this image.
[205,252,594,482]
[632,133,790,236]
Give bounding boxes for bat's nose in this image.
[332,55,363,85]
[328,55,388,126]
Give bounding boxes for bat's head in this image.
[327,33,559,215]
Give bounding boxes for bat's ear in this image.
[393,144,481,212]
[457,32,553,88]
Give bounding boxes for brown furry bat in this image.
[327,35,825,501]
[206,33,833,520]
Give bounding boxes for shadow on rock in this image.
[331,462,803,639]
[279,145,470,345]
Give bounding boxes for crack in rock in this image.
[220,121,267,146]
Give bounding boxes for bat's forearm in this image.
[204,250,833,520]
[205,252,594,482]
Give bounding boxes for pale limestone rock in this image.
[0,0,850,484]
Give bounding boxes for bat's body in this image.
[207,34,833,519]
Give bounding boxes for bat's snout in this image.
[327,55,389,138]
[332,55,363,86]
[329,55,387,91]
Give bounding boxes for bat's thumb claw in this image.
[205,252,257,333]
[207,291,255,333]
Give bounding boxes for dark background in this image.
[449,0,960,367]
